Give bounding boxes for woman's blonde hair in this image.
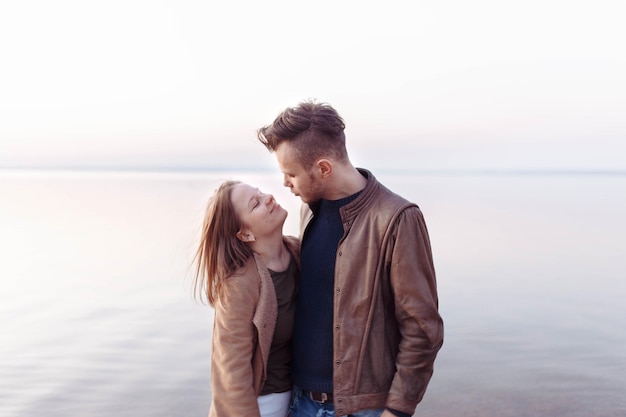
[193,180,252,305]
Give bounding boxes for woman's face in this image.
[230,183,287,242]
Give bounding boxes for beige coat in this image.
[208,236,300,417]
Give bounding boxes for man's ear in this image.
[236,229,256,242]
[317,159,333,178]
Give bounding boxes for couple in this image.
[193,100,444,417]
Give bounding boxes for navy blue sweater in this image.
[291,194,358,393]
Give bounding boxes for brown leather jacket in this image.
[208,236,300,417]
[299,169,443,416]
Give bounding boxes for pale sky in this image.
[1,0,624,171]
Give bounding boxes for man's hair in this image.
[257,100,347,169]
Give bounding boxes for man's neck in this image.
[324,165,367,200]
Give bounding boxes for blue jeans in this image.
[290,385,384,417]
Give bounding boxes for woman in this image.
[193,180,300,417]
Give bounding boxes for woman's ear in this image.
[236,229,256,242]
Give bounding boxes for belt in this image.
[307,391,333,404]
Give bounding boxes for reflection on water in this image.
[1,170,625,417]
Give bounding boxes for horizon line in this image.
[1,165,626,177]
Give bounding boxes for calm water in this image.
[1,170,625,417]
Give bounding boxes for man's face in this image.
[274,142,325,204]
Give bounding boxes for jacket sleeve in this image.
[386,206,444,414]
[209,276,261,417]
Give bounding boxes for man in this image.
[257,100,443,417]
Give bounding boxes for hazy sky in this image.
[1,0,624,171]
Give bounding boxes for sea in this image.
[1,168,625,417]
